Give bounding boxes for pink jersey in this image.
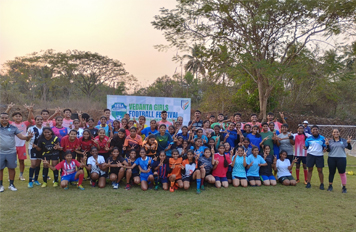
[9,121,31,147]
[55,160,81,176]
[62,118,73,130]
[294,133,308,157]
[42,119,55,128]
[158,120,172,127]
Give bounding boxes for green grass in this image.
[1,155,356,232]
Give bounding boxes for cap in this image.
[303,120,308,124]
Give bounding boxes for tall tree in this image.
[152,0,356,119]
[183,44,206,78]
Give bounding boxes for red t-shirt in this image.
[212,153,232,178]
[94,136,110,153]
[60,135,80,152]
[79,138,95,152]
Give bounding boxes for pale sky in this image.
[0,0,179,85]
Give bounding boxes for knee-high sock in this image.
[154,174,158,186]
[29,168,34,183]
[304,169,308,181]
[201,178,204,185]
[53,170,59,182]
[196,179,201,190]
[339,173,347,185]
[42,168,49,183]
[34,166,40,181]
[296,169,300,180]
[78,174,84,186]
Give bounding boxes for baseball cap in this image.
[303,120,308,124]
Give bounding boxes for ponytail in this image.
[223,154,228,168]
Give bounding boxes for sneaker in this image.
[200,185,205,190]
[70,181,77,186]
[327,185,333,191]
[125,184,131,190]
[8,184,17,191]
[319,183,324,190]
[154,185,159,191]
[53,182,59,187]
[41,182,47,188]
[169,187,174,192]
[19,176,25,181]
[0,185,4,192]
[28,182,34,188]
[306,182,311,188]
[78,185,85,190]
[342,186,347,193]
[91,181,96,187]
[64,186,69,190]
[47,176,51,180]
[296,179,300,183]
[113,183,119,189]
[112,181,115,187]
[196,188,201,194]
[34,180,41,186]
[304,180,308,185]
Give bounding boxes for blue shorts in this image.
[140,172,152,182]
[61,172,78,182]
[232,176,247,180]
[214,176,228,182]
[159,177,168,184]
[261,175,276,181]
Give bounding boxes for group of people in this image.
[0,103,352,194]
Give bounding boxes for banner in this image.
[107,95,191,126]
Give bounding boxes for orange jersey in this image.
[168,157,183,179]
[142,140,158,156]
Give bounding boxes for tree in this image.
[152,0,356,119]
[183,44,206,78]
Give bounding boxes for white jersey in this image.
[27,125,44,149]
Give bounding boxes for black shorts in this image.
[233,176,247,180]
[247,176,261,181]
[306,154,324,168]
[278,175,294,183]
[182,176,193,182]
[91,172,108,178]
[226,171,232,180]
[29,148,42,160]
[42,154,59,161]
[100,152,110,160]
[295,156,307,165]
[287,155,294,164]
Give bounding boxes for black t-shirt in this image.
[107,156,125,174]
[89,128,99,138]
[259,154,273,176]
[110,134,125,155]
[37,136,60,156]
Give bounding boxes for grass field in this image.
[1,155,356,232]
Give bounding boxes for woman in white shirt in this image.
[273,150,298,186]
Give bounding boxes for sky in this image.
[0,0,179,85]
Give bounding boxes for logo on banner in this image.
[181,100,189,110]
[111,102,127,120]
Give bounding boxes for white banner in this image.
[107,95,191,126]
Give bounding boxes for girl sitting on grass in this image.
[123,150,140,190]
[246,146,267,186]
[43,150,85,190]
[167,149,184,192]
[151,151,170,191]
[212,145,232,188]
[83,147,107,188]
[182,149,202,194]
[231,146,248,188]
[106,147,125,189]
[259,145,277,186]
[274,150,298,186]
[198,147,215,189]
[130,148,154,191]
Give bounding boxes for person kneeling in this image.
[182,150,202,194]
[274,151,297,186]
[43,151,85,190]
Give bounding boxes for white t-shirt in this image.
[276,159,291,179]
[76,128,84,138]
[27,125,43,149]
[87,155,106,175]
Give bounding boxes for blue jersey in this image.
[141,127,158,138]
[134,156,153,174]
[305,134,326,156]
[125,158,139,174]
[246,155,266,177]
[190,145,208,157]
[232,155,247,178]
[246,133,262,150]
[221,130,239,149]
[177,132,190,141]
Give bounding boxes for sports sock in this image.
[201,178,204,186]
[53,170,59,182]
[34,166,40,181]
[304,169,308,181]
[339,173,347,185]
[170,181,174,187]
[9,180,14,185]
[296,169,300,180]
[29,168,34,183]
[78,174,84,186]
[20,172,23,177]
[43,168,49,183]
[196,179,201,190]
[154,174,158,186]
